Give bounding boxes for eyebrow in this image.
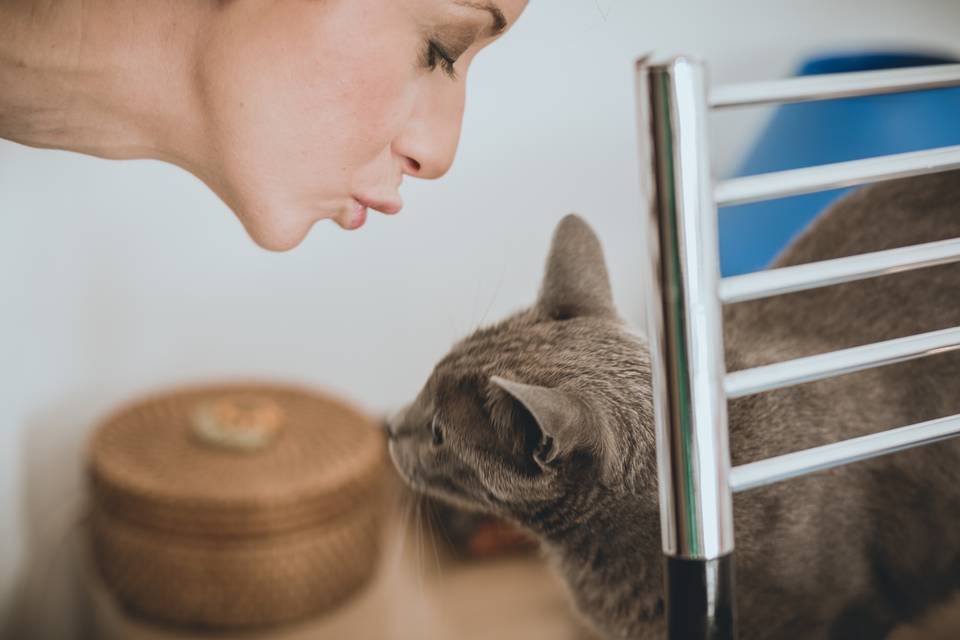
[454,1,508,37]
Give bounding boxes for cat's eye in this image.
[430,416,444,446]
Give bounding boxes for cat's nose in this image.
[385,406,408,440]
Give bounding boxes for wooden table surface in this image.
[88,488,959,640]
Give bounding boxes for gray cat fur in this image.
[387,170,960,639]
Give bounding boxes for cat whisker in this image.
[413,493,426,597]
[388,485,414,579]
[424,499,444,580]
[476,270,506,328]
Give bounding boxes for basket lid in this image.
[89,382,386,537]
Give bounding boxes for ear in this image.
[490,376,612,474]
[537,214,616,320]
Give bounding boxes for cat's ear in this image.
[537,214,616,320]
[490,376,613,475]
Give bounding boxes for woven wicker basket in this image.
[88,382,387,629]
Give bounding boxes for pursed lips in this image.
[354,194,403,215]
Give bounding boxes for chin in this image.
[209,180,328,251]
[251,229,312,252]
[421,483,488,514]
[239,205,319,252]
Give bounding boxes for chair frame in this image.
[634,56,960,639]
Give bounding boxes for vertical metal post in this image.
[635,57,737,639]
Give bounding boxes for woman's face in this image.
[196,0,527,250]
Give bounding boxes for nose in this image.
[385,405,410,440]
[392,80,466,180]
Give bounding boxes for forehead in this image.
[419,367,488,430]
[431,317,600,398]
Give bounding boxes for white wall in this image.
[2,0,959,636]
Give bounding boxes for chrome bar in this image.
[720,237,960,304]
[715,145,960,207]
[725,326,960,398]
[638,54,738,640]
[710,63,960,109]
[730,412,960,492]
[637,56,735,560]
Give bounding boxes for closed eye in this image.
[424,39,458,80]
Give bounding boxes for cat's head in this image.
[387,215,655,525]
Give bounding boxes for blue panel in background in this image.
[718,51,960,277]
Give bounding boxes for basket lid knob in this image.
[191,393,286,452]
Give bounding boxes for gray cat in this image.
[387,170,960,639]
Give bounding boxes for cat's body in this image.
[724,170,960,638]
[388,170,960,639]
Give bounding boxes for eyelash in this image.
[423,39,458,80]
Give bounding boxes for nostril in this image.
[404,157,421,175]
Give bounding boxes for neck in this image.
[525,487,665,638]
[0,0,209,173]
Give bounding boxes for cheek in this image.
[197,1,418,248]
[388,437,447,489]
[323,49,415,166]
